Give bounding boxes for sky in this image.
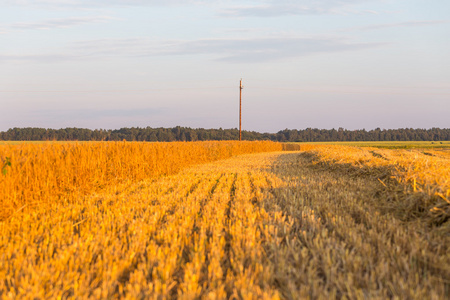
[1,0,449,133]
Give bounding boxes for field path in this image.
[1,152,448,299]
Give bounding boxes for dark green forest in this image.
[1,127,449,142]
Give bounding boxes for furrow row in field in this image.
[1,150,449,299]
[1,153,284,299]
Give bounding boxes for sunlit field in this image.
[2,140,450,148]
[296,141,450,149]
[0,141,281,221]
[1,141,449,298]
[0,141,66,145]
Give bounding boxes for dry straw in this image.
[300,144,450,228]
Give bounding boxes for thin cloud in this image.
[3,16,117,32]
[0,36,386,63]
[219,0,375,17]
[160,37,385,63]
[1,0,209,8]
[36,107,167,119]
[3,0,376,15]
[342,20,450,32]
[0,53,83,63]
[217,27,267,34]
[220,4,327,17]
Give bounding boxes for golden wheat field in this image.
[1,141,449,299]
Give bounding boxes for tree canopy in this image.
[1,127,449,142]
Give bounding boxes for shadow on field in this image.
[259,151,450,299]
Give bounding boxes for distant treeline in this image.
[1,127,449,142]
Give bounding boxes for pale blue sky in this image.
[1,0,449,132]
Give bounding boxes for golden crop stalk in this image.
[0,141,282,221]
[1,142,448,299]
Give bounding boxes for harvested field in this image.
[1,143,449,299]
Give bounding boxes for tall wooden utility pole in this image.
[239,78,243,141]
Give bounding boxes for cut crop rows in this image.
[1,144,449,299]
